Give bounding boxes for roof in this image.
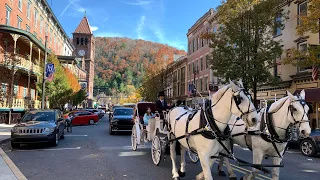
[73,16,92,34]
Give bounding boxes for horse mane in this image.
[211,85,230,103]
[268,96,289,113]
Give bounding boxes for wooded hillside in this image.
[94,37,186,97]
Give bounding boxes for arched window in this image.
[76,38,79,45]
[80,38,84,45]
[85,38,88,45]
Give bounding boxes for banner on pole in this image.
[45,63,55,82]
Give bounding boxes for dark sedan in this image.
[109,107,134,135]
[11,109,66,148]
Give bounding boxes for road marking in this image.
[307,158,313,161]
[14,147,81,152]
[286,151,300,154]
[302,170,317,173]
[100,145,151,151]
[64,135,88,137]
[223,164,267,180]
[226,163,272,180]
[118,151,147,157]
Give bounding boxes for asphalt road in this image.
[1,116,319,180]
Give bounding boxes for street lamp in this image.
[41,35,48,109]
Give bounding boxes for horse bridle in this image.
[231,88,257,120]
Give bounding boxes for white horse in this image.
[217,90,311,180]
[168,80,259,180]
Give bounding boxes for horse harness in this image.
[169,87,256,158]
[233,98,309,159]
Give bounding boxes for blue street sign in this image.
[45,63,55,78]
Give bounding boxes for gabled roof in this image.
[73,16,92,34]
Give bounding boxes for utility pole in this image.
[41,35,48,109]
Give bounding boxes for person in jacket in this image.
[155,91,169,114]
[143,107,154,125]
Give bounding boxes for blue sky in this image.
[51,0,221,51]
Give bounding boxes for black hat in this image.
[158,91,165,97]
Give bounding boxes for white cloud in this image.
[124,0,152,6]
[136,16,146,39]
[90,26,99,31]
[95,32,125,38]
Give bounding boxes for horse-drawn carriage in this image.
[131,102,199,165]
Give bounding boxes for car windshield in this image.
[21,111,55,122]
[113,109,133,116]
[112,106,122,111]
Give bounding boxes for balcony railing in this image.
[0,54,41,75]
[0,98,41,109]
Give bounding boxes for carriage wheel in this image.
[131,126,137,151]
[151,135,162,166]
[187,150,199,163]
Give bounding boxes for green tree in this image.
[205,0,283,106]
[71,89,87,107]
[297,0,320,35]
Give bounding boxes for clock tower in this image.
[72,14,95,107]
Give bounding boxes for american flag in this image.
[312,65,319,80]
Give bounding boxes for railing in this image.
[0,98,41,109]
[0,54,41,74]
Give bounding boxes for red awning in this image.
[294,88,320,102]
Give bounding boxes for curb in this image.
[0,147,28,180]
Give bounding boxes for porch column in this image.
[27,42,33,108]
[10,34,21,54]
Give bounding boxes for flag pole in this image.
[41,35,48,109]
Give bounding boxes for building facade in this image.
[0,0,91,123]
[257,0,320,129]
[72,16,95,107]
[186,8,218,106]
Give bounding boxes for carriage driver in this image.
[155,91,169,119]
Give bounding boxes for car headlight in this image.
[44,128,55,133]
[12,127,18,133]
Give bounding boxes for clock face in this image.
[78,50,85,56]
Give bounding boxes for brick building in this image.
[185,8,218,106]
[0,0,91,123]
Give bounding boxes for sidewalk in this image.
[0,148,27,180]
[0,124,27,180]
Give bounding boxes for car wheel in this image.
[11,142,20,149]
[300,139,316,157]
[50,133,59,147]
[89,119,95,125]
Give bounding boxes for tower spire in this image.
[84,11,86,17]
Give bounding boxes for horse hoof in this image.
[218,170,227,176]
[230,177,237,180]
[178,170,185,177]
[173,177,180,180]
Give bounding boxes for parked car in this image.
[69,110,99,125]
[85,109,104,119]
[11,109,66,148]
[109,106,123,120]
[109,107,134,135]
[299,129,320,157]
[288,128,320,157]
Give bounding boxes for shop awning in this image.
[294,88,320,102]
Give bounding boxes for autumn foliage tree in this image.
[94,37,186,99]
[37,55,83,108]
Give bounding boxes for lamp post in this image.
[41,35,48,109]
